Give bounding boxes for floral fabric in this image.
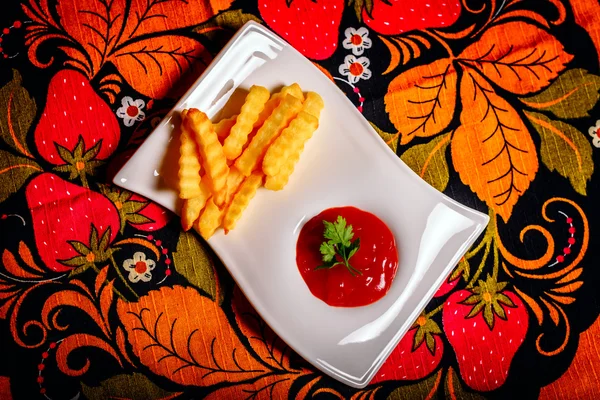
[0,0,599,399]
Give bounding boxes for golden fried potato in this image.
[302,92,324,118]
[185,109,229,207]
[178,111,202,199]
[193,198,223,240]
[223,166,245,206]
[264,150,299,191]
[262,111,319,176]
[223,171,263,233]
[223,86,270,160]
[214,115,237,143]
[235,94,303,176]
[254,84,304,129]
[180,180,211,231]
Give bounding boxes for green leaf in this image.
[68,240,91,255]
[0,150,40,202]
[444,367,487,400]
[482,304,495,329]
[369,121,398,153]
[0,69,36,157]
[331,216,353,246]
[466,301,485,319]
[122,200,147,215]
[496,293,515,308]
[69,263,93,277]
[525,111,593,196]
[413,327,426,350]
[58,255,88,267]
[55,143,75,164]
[521,69,600,119]
[99,227,112,251]
[319,242,336,262]
[73,136,85,159]
[401,132,451,193]
[81,372,175,400]
[450,257,469,282]
[425,333,436,355]
[212,9,262,31]
[126,213,153,225]
[387,370,441,399]
[461,294,481,305]
[172,231,217,302]
[347,237,361,260]
[492,300,507,320]
[89,226,99,249]
[83,139,102,161]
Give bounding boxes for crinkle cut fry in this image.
[177,110,202,199]
[223,171,264,233]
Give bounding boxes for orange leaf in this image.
[385,58,457,144]
[0,376,11,400]
[17,242,45,274]
[117,285,267,386]
[458,22,573,95]
[56,0,127,76]
[204,372,299,400]
[451,67,538,221]
[1,249,40,280]
[95,265,109,296]
[121,0,233,40]
[56,333,123,376]
[232,286,292,371]
[109,35,212,99]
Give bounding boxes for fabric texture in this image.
[0,0,599,398]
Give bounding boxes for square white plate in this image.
[114,21,489,388]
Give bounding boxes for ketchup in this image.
[296,207,399,307]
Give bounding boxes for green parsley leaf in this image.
[315,216,362,276]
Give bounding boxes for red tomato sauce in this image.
[296,206,399,307]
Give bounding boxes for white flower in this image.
[117,97,146,127]
[589,120,600,148]
[339,55,372,84]
[342,27,372,56]
[123,252,155,283]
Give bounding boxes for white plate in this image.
[114,21,489,388]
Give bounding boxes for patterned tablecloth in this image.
[0,0,599,399]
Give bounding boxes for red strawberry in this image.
[128,194,171,232]
[371,315,443,383]
[435,258,468,298]
[442,277,528,391]
[434,275,459,297]
[357,0,462,36]
[34,69,120,165]
[259,0,344,60]
[26,173,120,273]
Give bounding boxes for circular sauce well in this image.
[296,206,399,307]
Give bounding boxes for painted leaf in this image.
[459,22,573,95]
[520,69,600,119]
[121,0,234,40]
[172,231,218,301]
[525,111,593,195]
[387,370,442,399]
[56,0,127,76]
[195,9,262,33]
[369,122,398,153]
[451,67,538,222]
[109,35,212,99]
[401,132,451,192]
[117,285,267,386]
[0,150,41,202]
[81,372,177,400]
[232,286,292,371]
[0,70,36,158]
[385,58,457,144]
[204,372,299,400]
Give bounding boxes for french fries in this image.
[177,111,203,199]
[176,84,323,238]
[223,86,270,160]
[223,171,263,233]
[262,111,319,176]
[185,109,229,207]
[193,198,223,240]
[235,94,303,176]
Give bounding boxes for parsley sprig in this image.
[315,216,362,277]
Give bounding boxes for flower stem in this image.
[109,254,139,299]
[426,303,444,318]
[90,263,126,300]
[466,240,491,288]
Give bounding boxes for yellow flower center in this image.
[416,316,427,326]
[76,161,85,171]
[86,253,95,263]
[483,292,492,302]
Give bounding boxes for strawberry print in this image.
[34,69,120,165]
[128,194,170,232]
[26,173,120,273]
[259,0,344,60]
[434,274,459,298]
[353,0,462,35]
[442,276,528,391]
[435,258,468,298]
[371,315,443,383]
